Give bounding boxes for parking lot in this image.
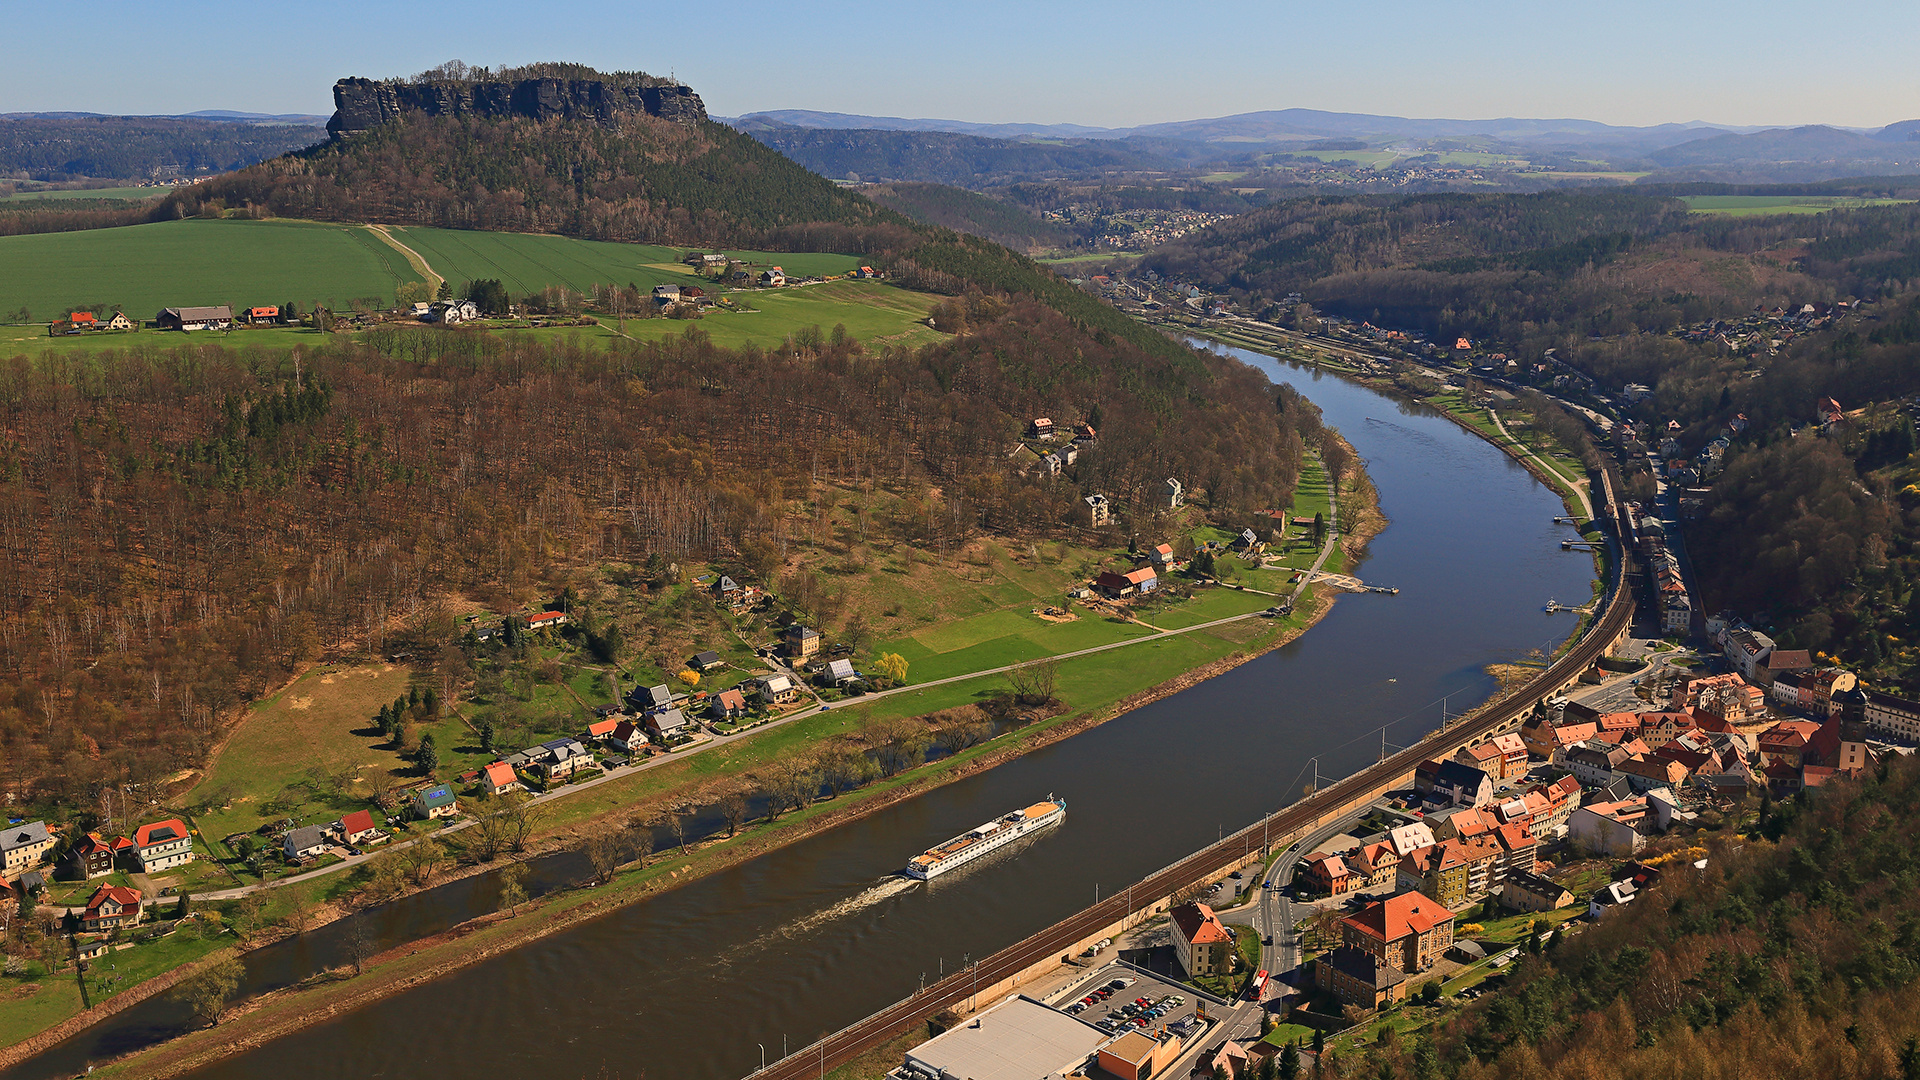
[1046,963,1218,1041]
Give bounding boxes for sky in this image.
[5,0,1920,130]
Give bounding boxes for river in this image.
[2,342,1598,1080]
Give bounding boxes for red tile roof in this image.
[484,762,517,788]
[85,884,143,915]
[134,819,188,848]
[1172,901,1234,945]
[340,810,375,836]
[1345,891,1452,943]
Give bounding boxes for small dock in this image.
[1302,571,1400,595]
[1561,538,1602,551]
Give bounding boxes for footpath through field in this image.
[365,224,442,292]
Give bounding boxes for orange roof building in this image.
[1342,890,1455,973]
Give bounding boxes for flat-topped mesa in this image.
[326,76,708,139]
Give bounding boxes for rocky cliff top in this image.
[327,76,708,139]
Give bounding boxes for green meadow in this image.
[0,218,422,319]
[390,226,861,295]
[0,184,175,201]
[1681,194,1916,216]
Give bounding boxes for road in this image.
[744,533,1633,1079]
[185,599,1297,901]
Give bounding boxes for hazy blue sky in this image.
[6,0,1919,128]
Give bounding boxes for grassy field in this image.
[0,184,174,202]
[1681,194,1916,216]
[0,934,231,1049]
[390,227,862,296]
[0,218,423,320]
[616,279,942,350]
[187,662,477,845]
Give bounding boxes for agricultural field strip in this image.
[182,601,1283,901]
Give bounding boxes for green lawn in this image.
[390,228,863,297]
[1681,195,1915,216]
[188,662,459,846]
[0,930,230,1048]
[615,279,942,351]
[0,218,424,321]
[0,184,175,201]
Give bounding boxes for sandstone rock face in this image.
[326,77,708,139]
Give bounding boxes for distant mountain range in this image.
[727,109,1920,184]
[2,110,327,125]
[729,108,1784,150]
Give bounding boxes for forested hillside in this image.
[0,293,1314,807]
[1334,757,1920,1080]
[861,182,1073,252]
[1144,186,1920,353]
[741,125,1190,185]
[0,114,325,182]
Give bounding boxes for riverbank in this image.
[22,483,1385,1080]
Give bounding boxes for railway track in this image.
[747,540,1633,1080]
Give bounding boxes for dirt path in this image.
[365,225,441,293]
[1489,409,1594,518]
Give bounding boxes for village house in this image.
[411,784,458,821]
[1317,943,1408,1009]
[823,657,860,687]
[1428,759,1494,808]
[1349,841,1403,886]
[646,708,692,740]
[1170,901,1234,979]
[247,306,280,325]
[746,673,800,705]
[103,311,133,330]
[711,575,745,608]
[629,683,675,713]
[339,809,383,846]
[1,821,54,881]
[1757,719,1823,768]
[1723,627,1776,681]
[156,305,232,331]
[1085,493,1112,527]
[481,761,521,797]
[607,720,650,755]
[1589,879,1637,919]
[783,624,822,660]
[1301,853,1360,897]
[1569,799,1654,856]
[1148,543,1175,569]
[1864,689,1920,742]
[586,716,621,742]
[527,610,569,632]
[69,833,117,879]
[1387,821,1435,857]
[1562,741,1632,789]
[284,825,329,861]
[1095,566,1158,598]
[1500,868,1574,913]
[1685,672,1767,723]
[690,650,725,672]
[1029,417,1056,440]
[133,819,194,873]
[1398,841,1470,909]
[537,737,595,781]
[759,267,785,286]
[1343,891,1455,974]
[708,688,749,721]
[1754,648,1814,687]
[81,885,144,932]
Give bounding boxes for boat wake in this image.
[773,875,919,941]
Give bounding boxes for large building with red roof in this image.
[1170,901,1234,979]
[1342,890,1455,973]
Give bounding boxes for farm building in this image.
[247,306,280,324]
[157,305,233,331]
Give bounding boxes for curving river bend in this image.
[2,342,1598,1080]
